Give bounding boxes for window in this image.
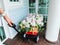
[38,0,49,14]
[29,0,36,14]
[29,0,49,14]
[10,0,19,2]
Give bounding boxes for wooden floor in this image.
[4,32,60,45]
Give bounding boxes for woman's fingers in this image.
[8,22,12,27]
[8,19,13,26]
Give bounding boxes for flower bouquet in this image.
[19,14,44,35]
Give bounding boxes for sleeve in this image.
[2,11,7,17]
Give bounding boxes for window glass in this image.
[38,8,48,14]
[29,8,36,13]
[29,0,36,13]
[29,0,35,7]
[0,27,6,41]
[38,0,47,7]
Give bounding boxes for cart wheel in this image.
[23,34,26,38]
[34,36,39,43]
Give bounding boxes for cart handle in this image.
[8,23,19,33]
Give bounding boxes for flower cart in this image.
[18,14,44,42]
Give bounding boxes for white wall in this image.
[0,0,4,9]
[3,0,29,39]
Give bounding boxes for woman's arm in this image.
[4,15,13,26]
[0,8,13,26]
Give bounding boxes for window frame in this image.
[29,0,48,14]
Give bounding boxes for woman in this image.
[0,8,13,41]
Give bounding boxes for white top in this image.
[0,12,6,26]
[2,12,6,16]
[0,15,2,26]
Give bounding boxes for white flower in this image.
[30,17,36,26]
[22,20,26,24]
[21,14,44,28]
[27,18,32,23]
[25,22,30,28]
[31,22,36,26]
[41,22,44,26]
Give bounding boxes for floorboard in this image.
[4,31,60,45]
